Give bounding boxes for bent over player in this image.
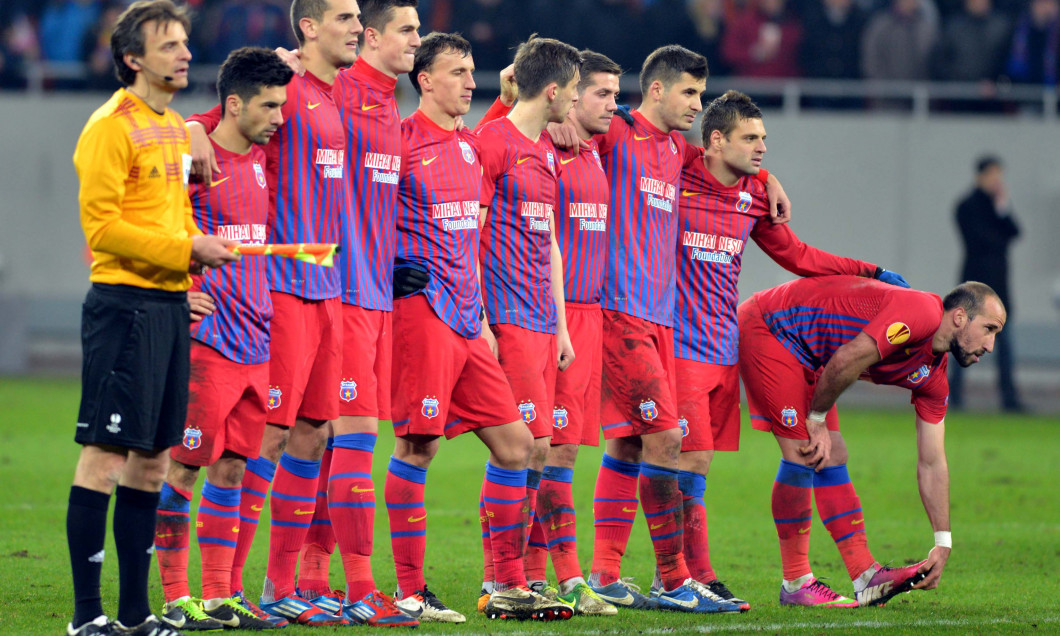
[738,278,1003,606]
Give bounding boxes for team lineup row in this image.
[65,0,1007,634]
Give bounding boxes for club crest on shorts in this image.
[553,407,569,429]
[907,365,931,385]
[421,396,440,419]
[736,191,753,213]
[886,322,911,345]
[459,140,475,165]
[678,417,689,437]
[781,407,798,428]
[639,400,658,422]
[340,378,357,402]
[268,386,282,410]
[519,401,537,424]
[253,162,266,189]
[182,426,203,450]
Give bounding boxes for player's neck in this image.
[704,152,740,187]
[211,118,253,155]
[637,105,670,134]
[418,102,458,131]
[301,47,340,85]
[507,101,549,142]
[359,51,397,79]
[126,77,174,115]
[931,319,953,354]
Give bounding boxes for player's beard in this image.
[949,335,980,368]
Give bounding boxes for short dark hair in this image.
[217,47,295,116]
[409,31,472,95]
[290,0,330,46]
[977,155,1002,174]
[701,90,763,142]
[943,281,1001,320]
[110,0,190,86]
[359,0,417,45]
[513,35,581,100]
[639,45,708,96]
[577,49,622,93]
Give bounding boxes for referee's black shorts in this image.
[76,283,190,452]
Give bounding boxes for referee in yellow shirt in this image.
[66,2,238,635]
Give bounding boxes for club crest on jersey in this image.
[907,365,931,385]
[340,378,357,402]
[553,408,569,429]
[669,137,678,154]
[253,162,266,189]
[781,407,798,428]
[592,149,602,168]
[546,151,555,174]
[422,397,440,419]
[678,417,689,438]
[182,426,203,451]
[268,386,282,409]
[639,400,658,422]
[886,322,911,345]
[519,401,538,424]
[459,140,476,165]
[736,191,753,213]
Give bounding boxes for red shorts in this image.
[390,295,520,439]
[600,310,679,439]
[492,322,558,439]
[266,292,342,427]
[339,304,392,420]
[737,298,839,440]
[552,302,602,447]
[674,359,741,452]
[172,341,269,466]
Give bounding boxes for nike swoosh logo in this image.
[622,507,637,513]
[421,156,438,166]
[682,190,704,197]
[408,514,427,523]
[232,526,240,533]
[516,157,531,165]
[798,527,810,534]
[251,505,263,512]
[663,594,699,609]
[551,521,574,530]
[293,509,314,516]
[852,518,864,525]
[560,157,576,165]
[210,176,230,187]
[649,522,667,530]
[634,134,652,141]
[155,532,182,538]
[351,485,374,493]
[603,591,636,606]
[307,102,321,110]
[165,613,187,628]
[361,103,380,111]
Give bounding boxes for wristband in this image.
[807,410,828,425]
[934,531,952,549]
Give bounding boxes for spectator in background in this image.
[861,0,938,80]
[951,156,1024,412]
[39,0,101,62]
[81,3,123,91]
[644,0,729,76]
[1,13,39,89]
[450,0,529,70]
[1005,0,1060,85]
[932,0,1010,82]
[722,0,803,77]
[800,0,867,79]
[196,0,293,64]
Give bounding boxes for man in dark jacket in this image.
[952,156,1024,411]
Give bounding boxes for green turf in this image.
[1,377,1058,635]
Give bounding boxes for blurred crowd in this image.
[2,0,1059,91]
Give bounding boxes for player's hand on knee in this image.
[187,122,219,185]
[799,422,831,470]
[191,234,240,268]
[914,546,949,590]
[766,172,791,225]
[275,47,305,75]
[187,290,216,322]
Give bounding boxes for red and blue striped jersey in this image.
[754,276,949,423]
[333,58,402,311]
[189,71,347,301]
[552,135,610,304]
[476,117,559,334]
[675,160,875,365]
[597,110,685,326]
[188,139,272,364]
[396,110,484,338]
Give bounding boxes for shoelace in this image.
[420,588,448,610]
[808,580,844,600]
[176,599,213,621]
[686,580,728,602]
[707,580,735,600]
[617,577,645,594]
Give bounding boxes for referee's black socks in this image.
[67,485,109,628]
[113,485,161,628]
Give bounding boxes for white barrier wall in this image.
[1,94,1057,360]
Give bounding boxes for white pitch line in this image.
[500,614,1059,636]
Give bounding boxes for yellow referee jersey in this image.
[74,88,202,292]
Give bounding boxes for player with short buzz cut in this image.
[472,34,580,616]
[67,2,239,635]
[381,31,572,623]
[152,46,292,632]
[663,89,910,611]
[184,0,361,626]
[289,0,421,627]
[738,277,993,607]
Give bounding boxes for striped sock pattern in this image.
[773,459,814,581]
[814,464,874,579]
[385,456,428,597]
[231,456,274,594]
[678,470,715,583]
[590,454,640,585]
[482,463,528,589]
[266,453,320,601]
[298,440,335,598]
[155,483,192,603]
[330,433,378,600]
[639,463,688,591]
[198,481,240,601]
[539,466,581,584]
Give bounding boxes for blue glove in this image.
[874,267,910,288]
[615,104,634,126]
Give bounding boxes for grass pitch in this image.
[1,377,1058,635]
